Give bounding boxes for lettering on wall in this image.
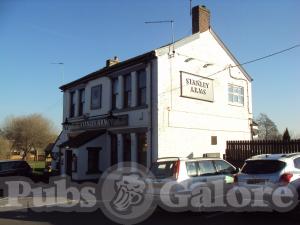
[180,71,214,102]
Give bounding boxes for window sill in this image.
[228,103,244,107]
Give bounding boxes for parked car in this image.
[148,157,239,197]
[235,153,300,211]
[0,160,33,177]
[235,153,300,188]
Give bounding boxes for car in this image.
[148,157,239,198]
[235,153,300,188]
[0,160,33,177]
[235,153,300,211]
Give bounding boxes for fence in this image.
[225,139,300,168]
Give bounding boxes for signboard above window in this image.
[180,71,214,102]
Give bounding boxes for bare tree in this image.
[0,136,11,159]
[256,113,281,140]
[2,114,57,160]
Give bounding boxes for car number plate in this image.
[247,179,266,184]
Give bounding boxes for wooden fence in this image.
[225,139,300,168]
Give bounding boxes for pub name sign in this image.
[63,115,128,131]
[180,71,214,102]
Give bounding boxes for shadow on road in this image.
[0,209,299,225]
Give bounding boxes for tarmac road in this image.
[0,209,299,225]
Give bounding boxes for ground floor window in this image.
[111,134,118,166]
[123,133,131,162]
[87,147,101,174]
[137,132,147,167]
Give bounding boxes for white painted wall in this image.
[67,133,109,181]
[154,30,253,159]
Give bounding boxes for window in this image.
[137,132,147,167]
[70,91,76,118]
[228,84,244,105]
[241,160,286,174]
[87,148,101,174]
[137,69,146,106]
[211,136,217,145]
[112,78,119,110]
[91,85,102,110]
[124,74,132,108]
[186,162,199,177]
[78,89,85,116]
[294,158,300,169]
[213,160,235,175]
[197,161,217,176]
[111,134,118,166]
[123,133,131,161]
[150,161,176,179]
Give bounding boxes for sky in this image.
[0,0,299,136]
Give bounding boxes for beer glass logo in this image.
[99,163,156,225]
[112,174,145,213]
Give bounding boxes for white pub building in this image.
[51,5,255,181]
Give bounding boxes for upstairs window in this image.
[78,88,85,116]
[124,74,132,108]
[137,69,146,106]
[91,85,102,110]
[112,78,119,110]
[228,84,244,106]
[69,91,76,118]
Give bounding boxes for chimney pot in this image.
[192,5,210,34]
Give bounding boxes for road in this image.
[0,209,298,225]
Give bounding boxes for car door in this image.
[197,160,220,183]
[213,160,236,184]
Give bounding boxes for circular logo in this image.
[99,162,156,225]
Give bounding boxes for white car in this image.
[235,153,300,211]
[149,157,239,197]
[236,153,300,188]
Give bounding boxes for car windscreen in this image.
[150,161,176,179]
[241,160,286,174]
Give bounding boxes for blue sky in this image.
[0,0,299,136]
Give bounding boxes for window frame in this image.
[124,74,132,108]
[137,69,147,106]
[78,88,85,116]
[112,78,119,110]
[228,84,244,106]
[90,85,102,110]
[69,91,76,118]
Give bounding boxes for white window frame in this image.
[228,84,244,106]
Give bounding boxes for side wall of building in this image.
[155,31,253,159]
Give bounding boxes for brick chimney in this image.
[192,5,210,34]
[106,56,120,67]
